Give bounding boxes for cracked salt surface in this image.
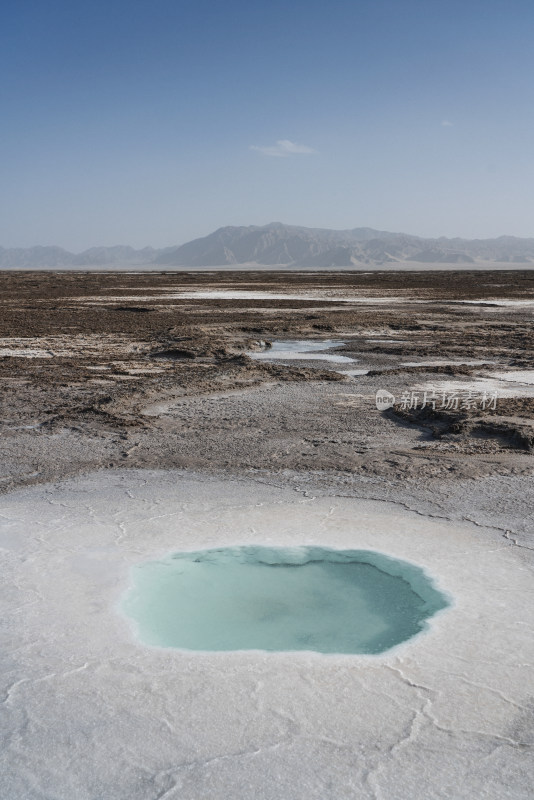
[0,335,144,359]
[1,471,533,799]
[488,370,534,386]
[459,299,534,307]
[75,290,413,304]
[401,359,496,367]
[415,375,534,399]
[367,338,410,344]
[173,290,411,303]
[0,348,53,358]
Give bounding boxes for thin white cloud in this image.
[441,120,453,127]
[250,139,316,157]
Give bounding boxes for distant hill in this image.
[0,244,160,269]
[155,224,534,267]
[2,224,534,268]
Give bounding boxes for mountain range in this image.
[2,223,534,268]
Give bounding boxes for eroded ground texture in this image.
[1,270,533,798]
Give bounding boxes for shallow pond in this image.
[122,545,449,654]
[248,339,356,365]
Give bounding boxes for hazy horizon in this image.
[2,0,534,250]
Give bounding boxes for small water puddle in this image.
[342,368,369,377]
[249,339,356,365]
[122,546,450,655]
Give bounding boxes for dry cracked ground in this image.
[1,270,534,505]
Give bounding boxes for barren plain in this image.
[2,270,534,501]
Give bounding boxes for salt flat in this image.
[1,470,533,800]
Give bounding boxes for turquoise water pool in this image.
[122,546,449,654]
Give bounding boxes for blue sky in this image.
[1,0,533,249]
